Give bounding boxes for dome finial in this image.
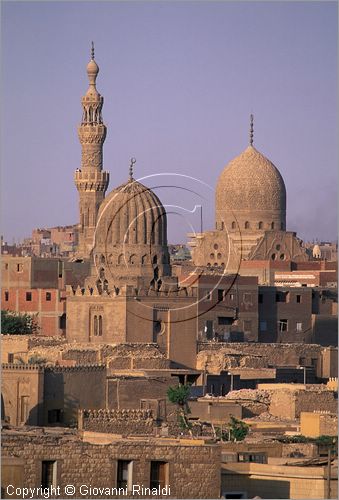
[249,114,254,146]
[129,157,136,181]
[91,41,95,60]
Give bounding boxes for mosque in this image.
[67,46,311,364]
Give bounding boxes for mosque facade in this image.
[67,48,313,366]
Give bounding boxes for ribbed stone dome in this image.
[215,145,286,232]
[92,177,170,281]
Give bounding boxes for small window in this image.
[271,222,275,230]
[150,461,168,489]
[48,409,63,424]
[280,253,285,260]
[218,289,224,301]
[243,320,252,332]
[214,244,218,250]
[244,221,250,229]
[98,315,103,336]
[94,315,98,336]
[231,222,236,229]
[271,253,276,260]
[17,263,23,273]
[117,460,133,490]
[210,253,215,259]
[41,461,57,488]
[8,353,14,363]
[260,321,267,331]
[26,292,32,301]
[276,292,286,303]
[296,295,301,303]
[217,252,222,259]
[221,221,224,230]
[296,322,303,332]
[258,294,263,304]
[4,291,9,301]
[229,293,235,301]
[218,317,233,326]
[279,319,288,332]
[5,263,8,270]
[46,292,52,301]
[205,291,212,301]
[258,221,263,229]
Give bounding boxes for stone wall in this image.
[80,409,155,436]
[270,388,338,420]
[1,427,221,499]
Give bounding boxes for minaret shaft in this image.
[75,45,109,258]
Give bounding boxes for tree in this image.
[229,416,249,441]
[1,310,39,335]
[167,384,192,435]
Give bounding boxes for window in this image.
[150,461,168,489]
[41,461,57,488]
[243,320,252,332]
[59,314,66,329]
[46,292,52,301]
[204,320,214,339]
[94,315,98,336]
[258,294,263,304]
[221,221,224,230]
[296,295,302,303]
[229,293,235,301]
[98,315,103,336]
[5,263,8,270]
[218,289,224,301]
[258,221,263,229]
[244,221,250,229]
[296,322,302,332]
[8,353,14,363]
[117,460,133,490]
[210,253,215,259]
[26,292,32,301]
[271,222,275,229]
[271,253,276,260]
[213,244,218,250]
[218,317,233,326]
[260,321,267,331]
[231,221,236,229]
[4,291,9,301]
[48,409,63,424]
[205,291,212,301]
[238,453,267,464]
[17,263,23,272]
[276,292,286,303]
[20,396,29,423]
[279,319,288,332]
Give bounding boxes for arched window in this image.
[271,222,275,230]
[141,254,148,264]
[221,221,224,230]
[118,254,124,265]
[231,221,236,229]
[98,315,103,336]
[245,221,250,229]
[94,315,98,336]
[129,254,136,265]
[258,221,263,229]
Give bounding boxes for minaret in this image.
[75,42,109,257]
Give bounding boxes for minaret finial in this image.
[250,114,254,146]
[91,41,95,60]
[129,157,136,181]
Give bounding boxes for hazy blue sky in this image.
[1,1,337,244]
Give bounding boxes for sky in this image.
[1,0,338,245]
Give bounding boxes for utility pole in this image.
[326,447,331,499]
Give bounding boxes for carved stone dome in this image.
[92,177,170,283]
[215,145,286,232]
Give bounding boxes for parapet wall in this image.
[79,409,155,436]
